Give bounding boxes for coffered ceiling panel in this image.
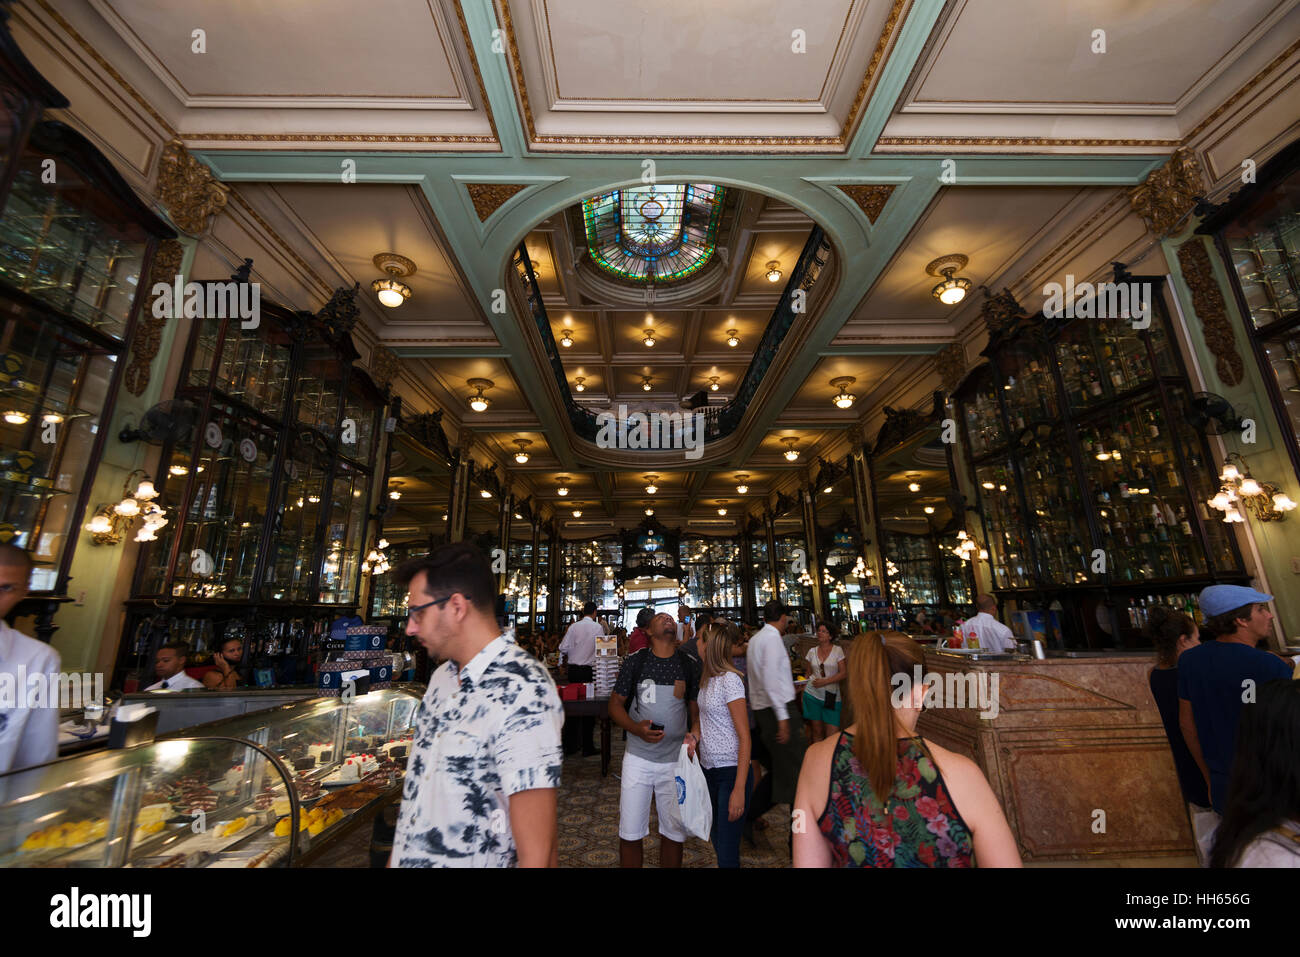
[501,0,914,149]
[879,0,1298,151]
[90,0,498,146]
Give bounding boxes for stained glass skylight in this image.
[582,184,725,283]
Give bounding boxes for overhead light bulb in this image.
[642,329,656,347]
[307,494,320,504]
[469,394,489,412]
[709,376,720,392]
[85,514,113,535]
[642,377,652,392]
[726,329,740,348]
[1220,464,1240,482]
[559,330,574,348]
[571,507,582,518]
[1238,477,1262,497]
[42,413,63,424]
[908,482,921,492]
[557,478,570,497]
[927,255,973,305]
[765,261,783,283]
[644,475,658,495]
[480,489,492,498]
[981,481,995,490]
[924,506,935,514]
[373,281,409,308]
[717,506,727,516]
[781,438,799,461]
[513,439,531,464]
[823,486,833,494]
[574,376,586,392]
[736,475,749,494]
[3,410,28,425]
[830,376,856,409]
[114,497,140,517]
[645,508,654,516]
[133,480,158,500]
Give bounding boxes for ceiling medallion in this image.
[926,254,972,306]
[372,253,416,308]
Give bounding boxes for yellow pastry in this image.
[273,818,292,838]
[308,819,325,836]
[219,817,248,838]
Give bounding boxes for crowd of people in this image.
[385,542,1299,869]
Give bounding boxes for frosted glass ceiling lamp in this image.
[926,254,972,306]
[765,261,783,283]
[642,376,653,392]
[735,474,749,494]
[726,329,740,348]
[781,437,800,461]
[644,475,659,495]
[574,376,586,392]
[559,329,574,348]
[708,376,720,392]
[467,378,493,412]
[557,477,570,497]
[480,489,492,498]
[371,253,416,308]
[642,328,657,347]
[513,439,532,464]
[830,376,856,409]
[908,482,921,492]
[3,410,28,425]
[388,482,402,500]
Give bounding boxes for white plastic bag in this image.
[674,742,712,841]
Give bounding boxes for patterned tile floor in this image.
[558,736,791,868]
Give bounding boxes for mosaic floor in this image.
[558,735,791,868]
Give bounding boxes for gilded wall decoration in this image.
[1130,149,1205,238]
[934,342,966,394]
[316,284,361,339]
[1176,240,1244,387]
[124,238,184,396]
[979,288,1027,336]
[466,183,527,222]
[155,139,229,236]
[369,345,400,390]
[839,184,895,224]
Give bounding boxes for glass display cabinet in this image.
[812,468,875,630]
[0,104,174,637]
[0,736,299,868]
[773,494,813,621]
[1197,138,1300,481]
[953,274,1247,647]
[0,686,421,867]
[117,282,388,689]
[869,401,976,630]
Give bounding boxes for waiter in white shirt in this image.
[746,600,807,841]
[964,595,1017,652]
[0,545,59,802]
[559,601,603,756]
[144,641,205,691]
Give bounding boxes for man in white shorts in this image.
[608,612,700,867]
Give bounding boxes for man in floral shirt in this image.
[390,543,563,867]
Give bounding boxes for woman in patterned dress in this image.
[792,631,1021,867]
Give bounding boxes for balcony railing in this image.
[513,225,830,446]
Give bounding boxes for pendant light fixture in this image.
[926,254,972,306]
[765,260,783,283]
[781,437,800,461]
[513,439,532,464]
[735,474,750,494]
[644,474,659,495]
[559,329,574,348]
[371,253,416,308]
[467,378,493,412]
[830,376,856,409]
[574,376,586,392]
[726,328,740,348]
[557,476,570,496]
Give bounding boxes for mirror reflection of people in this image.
[804,622,846,743]
[0,545,58,789]
[964,595,1016,652]
[203,636,244,689]
[145,641,203,691]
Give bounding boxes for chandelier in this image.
[362,538,391,575]
[85,470,168,545]
[1207,453,1297,523]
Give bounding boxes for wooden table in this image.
[561,695,613,777]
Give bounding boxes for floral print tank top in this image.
[817,733,974,867]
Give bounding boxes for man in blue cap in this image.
[1177,584,1297,814]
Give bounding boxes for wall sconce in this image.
[362,538,391,575]
[85,469,167,545]
[1208,453,1297,523]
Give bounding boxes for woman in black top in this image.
[1147,606,1210,808]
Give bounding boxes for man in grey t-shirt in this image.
[609,612,701,868]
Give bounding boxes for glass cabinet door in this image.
[319,462,366,605]
[1019,436,1093,585]
[1076,395,1207,581]
[268,435,331,602]
[962,369,1005,459]
[295,346,343,435]
[975,461,1034,589]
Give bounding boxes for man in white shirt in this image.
[144,642,204,691]
[965,595,1017,653]
[676,604,693,645]
[559,601,603,756]
[0,545,59,800]
[746,600,806,841]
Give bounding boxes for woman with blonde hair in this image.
[793,631,1021,867]
[696,620,753,867]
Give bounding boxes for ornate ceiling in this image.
[11,0,1299,533]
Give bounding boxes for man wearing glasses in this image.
[389,543,563,867]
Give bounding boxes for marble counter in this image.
[915,650,1194,864]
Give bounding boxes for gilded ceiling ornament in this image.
[369,345,400,389]
[979,288,1027,335]
[466,183,528,222]
[934,342,967,394]
[155,139,229,236]
[1176,240,1244,387]
[839,184,895,224]
[125,239,185,396]
[1129,149,1206,238]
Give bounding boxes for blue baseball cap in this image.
[1198,584,1273,618]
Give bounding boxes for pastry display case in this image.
[0,735,300,868]
[0,685,421,868]
[0,21,175,638]
[1197,139,1300,481]
[116,283,389,690]
[952,273,1248,647]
